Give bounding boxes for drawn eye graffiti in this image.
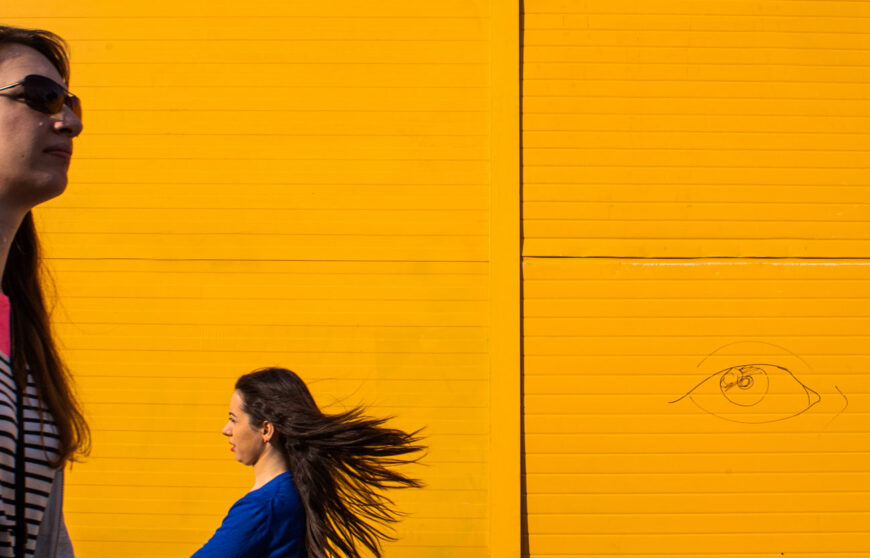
[671,342,822,424]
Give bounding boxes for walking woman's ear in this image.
[262,421,275,444]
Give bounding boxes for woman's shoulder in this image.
[235,472,301,515]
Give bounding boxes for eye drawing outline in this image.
[670,342,823,424]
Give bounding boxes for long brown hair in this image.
[0,26,90,466]
[235,368,424,558]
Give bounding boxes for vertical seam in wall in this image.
[489,0,522,555]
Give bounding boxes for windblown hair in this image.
[235,368,424,558]
[0,26,89,466]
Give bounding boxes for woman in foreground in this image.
[0,25,89,558]
[192,367,423,558]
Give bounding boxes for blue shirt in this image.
[192,472,305,558]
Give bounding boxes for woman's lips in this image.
[44,146,72,160]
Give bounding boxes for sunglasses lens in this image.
[66,95,82,120]
[22,75,79,118]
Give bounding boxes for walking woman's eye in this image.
[672,363,820,423]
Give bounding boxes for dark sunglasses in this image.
[0,74,81,119]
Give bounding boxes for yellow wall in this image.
[523,1,870,557]
[7,0,870,557]
[7,1,507,556]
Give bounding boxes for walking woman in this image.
[193,367,423,558]
[0,25,89,558]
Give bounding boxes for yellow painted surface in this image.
[6,1,495,556]
[522,1,870,557]
[9,1,870,556]
[523,0,870,258]
[524,258,870,557]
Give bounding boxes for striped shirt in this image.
[0,295,60,557]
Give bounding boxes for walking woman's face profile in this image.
[222,391,267,466]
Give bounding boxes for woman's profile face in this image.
[0,43,82,209]
[222,391,267,467]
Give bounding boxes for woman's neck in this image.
[251,446,289,491]
[0,207,26,288]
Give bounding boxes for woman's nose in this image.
[53,105,82,137]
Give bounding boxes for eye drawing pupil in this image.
[716,365,768,407]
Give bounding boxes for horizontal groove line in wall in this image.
[524,512,870,518]
[71,38,489,43]
[58,322,488,328]
[522,120,868,126]
[66,348,488,355]
[523,12,870,20]
[521,45,870,52]
[85,132,490,136]
[527,451,870,456]
[524,236,870,240]
[524,94,870,100]
[46,257,489,264]
[406,333,870,337]
[45,232,488,237]
[524,113,870,118]
[517,531,870,537]
[522,284,870,287]
[524,299,870,303]
[523,470,870,476]
[510,554,870,557]
[524,392,857,397]
[523,202,870,206]
[77,61,490,65]
[525,355,867,359]
[47,207,486,212]
[79,377,488,383]
[514,556,866,558]
[525,372,869,377]
[55,295,869,302]
[71,181,488,185]
[77,157,490,162]
[59,311,489,317]
[19,15,490,20]
[522,278,870,282]
[60,297,488,303]
[524,78,870,84]
[523,28,870,37]
[525,218,870,224]
[524,163,870,169]
[525,62,870,69]
[523,413,867,418]
[87,109,489,113]
[524,374,867,379]
[523,147,870,153]
[46,268,490,274]
[527,490,870,496]
[524,431,869,435]
[523,131,870,136]
[79,85,488,90]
